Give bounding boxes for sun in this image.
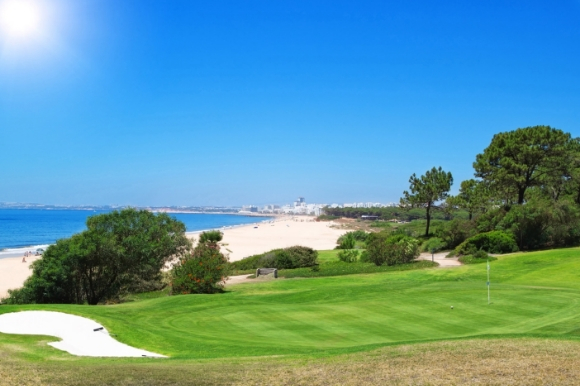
[0,0,42,39]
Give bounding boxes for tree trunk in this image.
[425,203,431,237]
[517,187,526,204]
[468,211,473,221]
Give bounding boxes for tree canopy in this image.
[474,126,573,204]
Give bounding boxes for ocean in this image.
[0,209,271,259]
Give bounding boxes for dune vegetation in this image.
[1,247,580,384]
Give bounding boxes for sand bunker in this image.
[0,311,166,357]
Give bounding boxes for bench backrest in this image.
[256,268,278,278]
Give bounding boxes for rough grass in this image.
[1,337,579,385]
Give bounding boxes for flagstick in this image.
[487,259,490,304]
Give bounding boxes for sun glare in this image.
[0,0,42,39]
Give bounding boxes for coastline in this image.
[0,216,346,299]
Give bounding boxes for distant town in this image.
[0,198,398,216]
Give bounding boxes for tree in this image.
[448,179,490,220]
[401,166,453,236]
[474,126,572,205]
[6,209,191,305]
[171,236,230,295]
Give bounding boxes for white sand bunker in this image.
[0,311,166,358]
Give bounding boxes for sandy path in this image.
[418,252,461,267]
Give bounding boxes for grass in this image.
[2,247,580,384]
[232,249,437,278]
[458,255,499,264]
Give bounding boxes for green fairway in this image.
[2,247,580,361]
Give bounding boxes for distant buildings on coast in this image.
[242,198,398,216]
[1,199,399,217]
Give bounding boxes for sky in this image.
[1,0,579,206]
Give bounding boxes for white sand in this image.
[0,255,41,299]
[193,217,346,262]
[0,311,166,357]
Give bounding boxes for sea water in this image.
[0,209,271,259]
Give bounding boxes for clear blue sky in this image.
[1,0,579,206]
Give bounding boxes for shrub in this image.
[171,242,230,295]
[230,246,318,271]
[497,199,580,250]
[458,255,497,264]
[472,249,489,259]
[422,237,446,252]
[435,219,476,249]
[337,233,356,249]
[199,230,223,244]
[337,249,359,263]
[455,230,518,255]
[366,234,420,266]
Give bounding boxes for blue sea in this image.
[0,209,271,259]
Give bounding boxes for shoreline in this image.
[0,213,280,260]
[0,216,345,298]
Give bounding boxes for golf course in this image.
[1,247,580,384]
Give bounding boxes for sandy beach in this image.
[0,255,41,299]
[0,217,345,299]
[188,217,346,262]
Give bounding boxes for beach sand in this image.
[189,217,346,262]
[0,217,345,298]
[0,255,40,299]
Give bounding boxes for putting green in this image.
[2,247,580,359]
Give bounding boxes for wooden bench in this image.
[256,268,278,278]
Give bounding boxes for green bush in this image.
[422,237,446,252]
[455,230,519,255]
[472,249,489,259]
[171,242,230,295]
[366,234,420,266]
[199,230,223,244]
[435,219,476,249]
[337,249,359,263]
[230,246,318,271]
[458,255,497,264]
[337,233,356,249]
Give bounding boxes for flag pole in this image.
[487,258,490,304]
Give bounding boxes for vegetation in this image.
[422,236,446,252]
[3,209,190,305]
[1,337,579,385]
[2,247,580,385]
[322,206,467,222]
[455,230,519,255]
[474,125,573,204]
[458,250,498,264]
[336,230,369,249]
[170,232,230,295]
[401,166,453,236]
[365,233,420,266]
[337,249,359,262]
[230,246,318,272]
